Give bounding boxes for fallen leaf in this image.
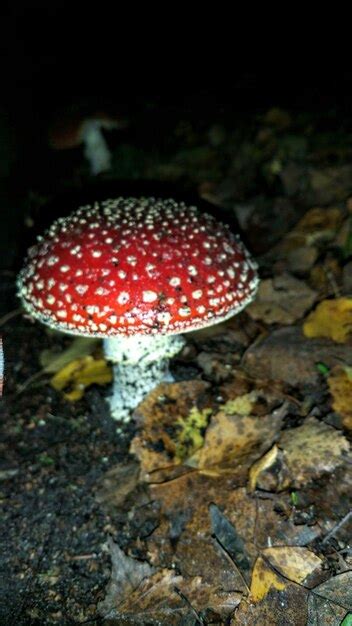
[282,207,344,250]
[99,538,154,616]
[40,336,99,373]
[307,571,352,625]
[191,399,286,471]
[99,539,241,624]
[303,298,352,343]
[248,445,279,493]
[95,461,140,510]
[247,274,317,325]
[50,355,112,400]
[299,464,352,541]
[234,583,308,625]
[146,471,320,599]
[328,366,352,430]
[309,258,342,296]
[243,327,352,386]
[250,556,286,601]
[130,380,210,479]
[309,166,352,205]
[286,245,319,274]
[250,546,321,603]
[262,546,322,584]
[278,417,349,488]
[209,503,251,584]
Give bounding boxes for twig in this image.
[173,587,205,624]
[211,533,250,595]
[321,510,352,545]
[15,370,47,395]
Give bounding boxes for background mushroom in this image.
[17,197,259,421]
[49,110,127,175]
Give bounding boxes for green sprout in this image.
[316,362,330,377]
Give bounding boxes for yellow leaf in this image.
[250,547,322,602]
[248,445,279,493]
[50,356,112,401]
[262,546,322,584]
[250,556,286,602]
[328,366,352,430]
[303,298,352,343]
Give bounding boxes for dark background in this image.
[1,3,352,272]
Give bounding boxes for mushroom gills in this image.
[103,334,185,421]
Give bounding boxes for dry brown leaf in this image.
[50,355,112,400]
[243,327,352,386]
[328,366,352,430]
[247,273,317,325]
[303,298,352,343]
[262,546,322,584]
[285,207,343,248]
[234,583,308,625]
[99,538,154,616]
[286,245,318,274]
[99,539,241,623]
[192,405,284,471]
[147,472,320,595]
[248,445,279,493]
[307,571,352,624]
[273,207,344,261]
[278,417,349,488]
[131,381,285,477]
[130,380,209,479]
[117,570,240,623]
[95,461,140,510]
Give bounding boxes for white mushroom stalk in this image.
[81,119,113,175]
[17,197,259,422]
[103,334,185,420]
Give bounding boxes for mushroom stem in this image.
[103,334,185,421]
[81,120,112,175]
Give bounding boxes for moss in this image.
[175,407,212,462]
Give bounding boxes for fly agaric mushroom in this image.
[17,197,259,421]
[49,111,126,175]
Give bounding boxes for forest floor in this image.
[0,104,352,625]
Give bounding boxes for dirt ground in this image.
[0,103,352,625]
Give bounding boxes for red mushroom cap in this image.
[18,198,259,337]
